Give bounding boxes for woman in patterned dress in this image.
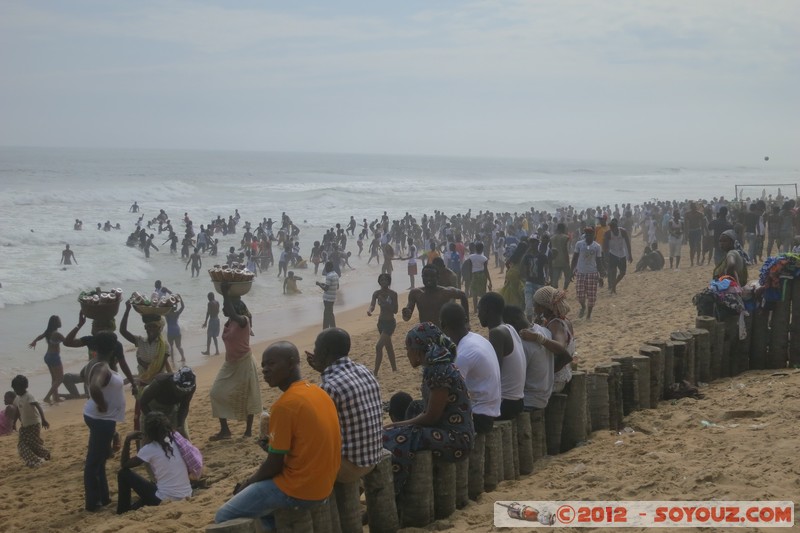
[383,322,474,494]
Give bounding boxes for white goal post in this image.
[734,183,797,203]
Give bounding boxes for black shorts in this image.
[377,317,397,336]
[607,254,627,276]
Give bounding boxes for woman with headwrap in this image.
[383,323,474,494]
[121,303,172,430]
[714,229,749,286]
[520,286,575,393]
[208,284,262,440]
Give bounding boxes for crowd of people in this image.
[8,191,795,526]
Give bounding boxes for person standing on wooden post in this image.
[306,328,384,483]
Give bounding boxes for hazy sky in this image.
[1,1,798,164]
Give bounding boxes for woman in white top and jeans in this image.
[83,332,126,512]
[117,411,192,514]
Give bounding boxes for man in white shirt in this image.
[468,242,492,311]
[570,228,604,319]
[502,306,554,411]
[316,262,339,329]
[477,292,526,420]
[440,303,500,434]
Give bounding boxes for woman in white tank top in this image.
[82,333,126,512]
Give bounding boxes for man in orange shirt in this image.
[215,341,341,529]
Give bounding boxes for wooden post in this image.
[644,340,667,386]
[529,408,546,462]
[631,356,652,409]
[433,460,456,520]
[516,411,534,475]
[544,393,567,455]
[712,322,725,379]
[497,420,515,481]
[734,314,753,375]
[511,420,520,479]
[694,316,716,382]
[274,508,314,533]
[638,345,663,406]
[595,362,623,431]
[668,339,688,384]
[364,456,400,533]
[611,357,638,414]
[792,278,800,367]
[769,285,791,369]
[311,496,342,533]
[205,518,257,533]
[670,331,695,384]
[749,307,770,370]
[560,371,588,452]
[483,426,502,492]
[398,450,433,528]
[334,481,361,533]
[468,433,486,500]
[587,373,610,430]
[687,328,710,384]
[721,316,739,376]
[455,459,469,509]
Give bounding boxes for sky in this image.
[0,0,798,164]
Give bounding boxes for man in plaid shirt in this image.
[307,328,384,482]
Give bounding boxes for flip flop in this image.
[208,433,232,442]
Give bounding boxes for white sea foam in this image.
[0,146,794,384]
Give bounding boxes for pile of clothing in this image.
[694,275,752,340]
[758,253,800,302]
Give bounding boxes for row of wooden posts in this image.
[209,279,799,532]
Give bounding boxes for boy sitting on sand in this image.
[0,391,18,436]
[635,243,665,272]
[283,271,302,294]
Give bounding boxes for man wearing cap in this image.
[138,367,196,438]
[570,227,604,319]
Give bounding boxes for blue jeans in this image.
[524,282,543,319]
[117,468,161,514]
[215,479,325,530]
[84,415,116,510]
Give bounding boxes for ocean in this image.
[0,146,794,387]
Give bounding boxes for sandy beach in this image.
[1,238,797,533]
